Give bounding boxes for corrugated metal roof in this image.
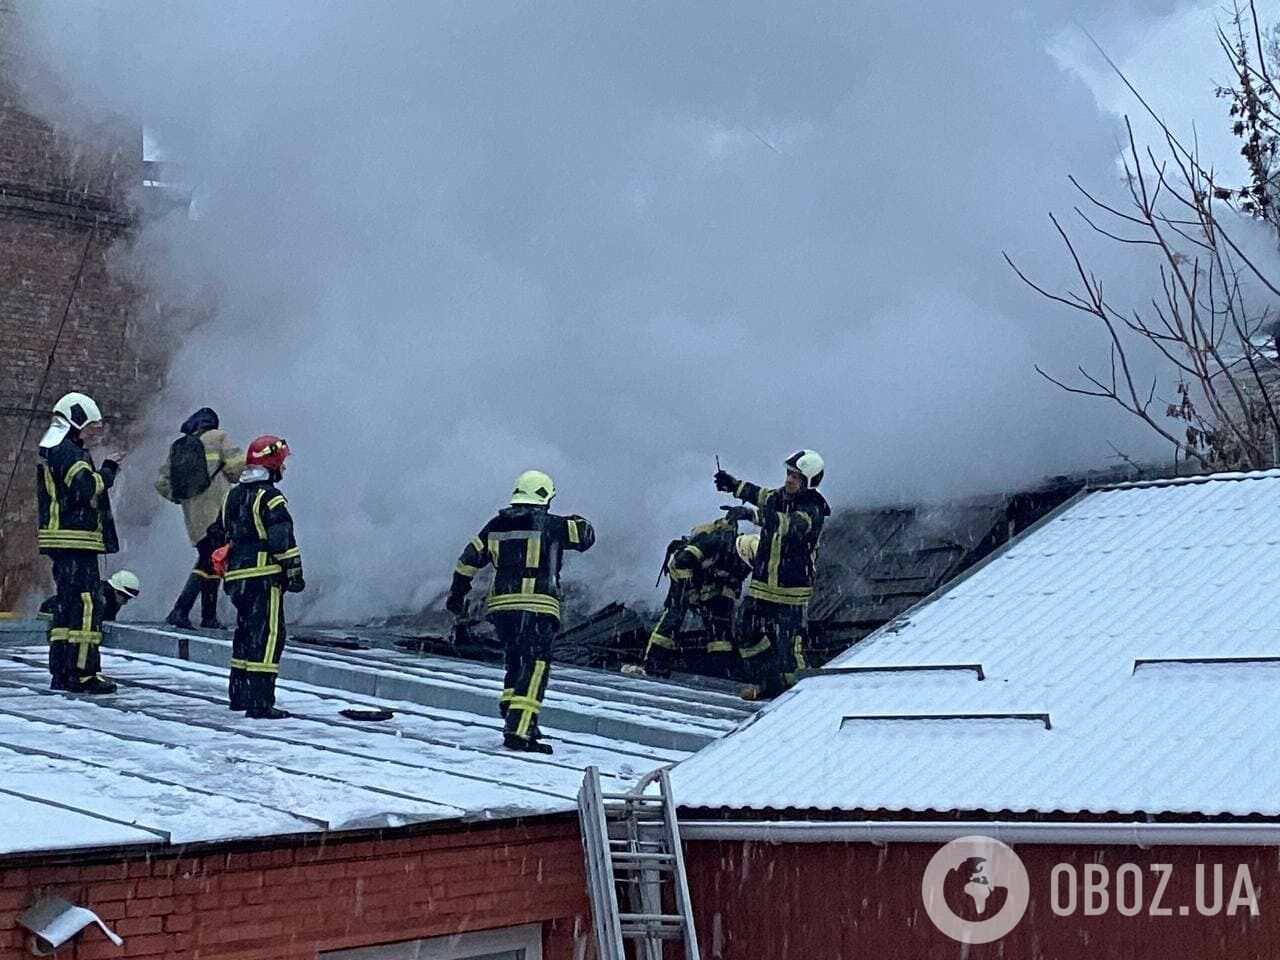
[0,622,751,857]
[672,471,1280,818]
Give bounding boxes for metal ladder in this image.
[578,765,701,960]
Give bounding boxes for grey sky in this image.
[11,0,1275,620]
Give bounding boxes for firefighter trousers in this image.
[491,610,557,743]
[644,590,736,678]
[739,598,808,697]
[47,550,105,690]
[171,534,222,622]
[227,578,287,713]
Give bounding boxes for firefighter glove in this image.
[721,505,757,524]
[446,593,468,617]
[714,470,738,493]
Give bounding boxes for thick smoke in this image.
[9,0,1252,621]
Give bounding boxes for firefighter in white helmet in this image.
[446,470,595,754]
[39,570,139,628]
[715,449,830,699]
[35,392,123,694]
[624,521,759,680]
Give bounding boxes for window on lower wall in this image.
[318,923,542,960]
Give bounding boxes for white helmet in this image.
[40,392,103,448]
[107,570,141,599]
[735,533,761,566]
[53,392,103,429]
[510,469,556,506]
[785,449,825,488]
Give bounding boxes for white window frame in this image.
[320,922,543,960]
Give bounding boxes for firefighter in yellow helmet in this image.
[35,392,122,694]
[625,521,759,679]
[715,449,830,699]
[447,470,595,754]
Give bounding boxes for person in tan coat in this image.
[155,407,244,628]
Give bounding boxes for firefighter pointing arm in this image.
[714,450,830,699]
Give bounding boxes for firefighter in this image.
[715,449,830,699]
[35,392,121,693]
[218,435,303,719]
[446,470,595,754]
[624,520,759,679]
[155,407,244,629]
[39,570,140,629]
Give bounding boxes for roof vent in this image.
[840,712,1051,730]
[1132,655,1280,674]
[811,663,985,680]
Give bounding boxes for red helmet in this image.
[246,435,291,473]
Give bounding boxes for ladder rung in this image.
[622,926,687,941]
[602,792,665,802]
[612,851,674,862]
[619,912,685,923]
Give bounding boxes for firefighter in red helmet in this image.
[214,435,304,718]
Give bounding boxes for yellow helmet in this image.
[511,470,556,506]
[736,533,761,566]
[107,570,141,599]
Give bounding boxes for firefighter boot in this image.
[166,574,201,629]
[199,580,224,629]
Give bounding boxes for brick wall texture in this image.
[0,0,154,607]
[0,818,594,960]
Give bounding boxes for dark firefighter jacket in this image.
[450,505,595,621]
[666,521,751,606]
[729,480,831,606]
[215,476,302,583]
[37,434,119,554]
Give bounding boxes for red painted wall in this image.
[0,818,593,960]
[685,839,1277,960]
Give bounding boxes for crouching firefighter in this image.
[216,435,304,719]
[40,570,140,629]
[715,449,830,699]
[446,470,595,754]
[36,392,122,694]
[626,519,759,679]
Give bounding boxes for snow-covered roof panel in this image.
[672,471,1280,818]
[0,623,749,857]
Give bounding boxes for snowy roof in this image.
[0,622,751,858]
[672,470,1280,820]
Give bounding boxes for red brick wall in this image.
[0,0,155,608]
[0,818,594,960]
[684,839,1277,960]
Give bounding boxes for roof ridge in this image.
[1092,468,1280,492]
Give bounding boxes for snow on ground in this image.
[0,628,750,856]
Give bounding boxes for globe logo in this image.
[921,836,1030,943]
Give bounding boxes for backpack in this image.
[168,434,213,501]
[656,537,688,586]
